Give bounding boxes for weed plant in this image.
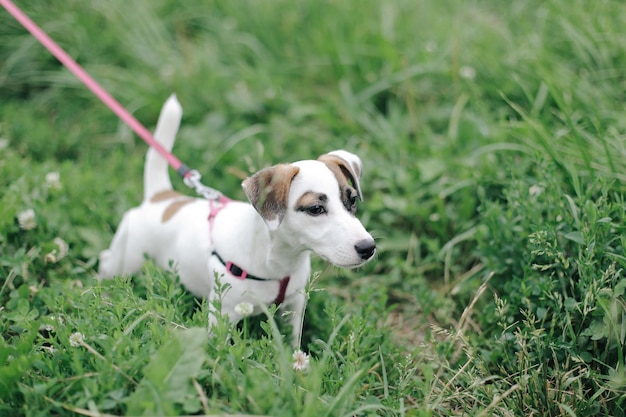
[1,0,626,415]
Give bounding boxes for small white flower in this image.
[56,237,69,257]
[40,323,55,332]
[292,349,310,372]
[529,185,543,197]
[69,332,84,347]
[45,237,69,263]
[234,302,254,317]
[459,65,476,80]
[41,345,57,355]
[425,40,437,53]
[45,252,57,263]
[45,171,62,189]
[17,209,36,230]
[429,213,441,222]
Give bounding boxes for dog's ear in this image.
[242,164,300,231]
[318,150,363,201]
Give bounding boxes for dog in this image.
[98,95,376,346]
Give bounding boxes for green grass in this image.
[2,0,626,415]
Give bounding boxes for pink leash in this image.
[1,0,221,199]
[3,0,290,302]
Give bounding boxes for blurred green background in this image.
[2,0,626,415]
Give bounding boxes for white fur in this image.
[98,95,376,346]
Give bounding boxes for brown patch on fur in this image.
[318,154,362,199]
[318,155,351,188]
[149,190,194,222]
[295,192,326,209]
[150,190,182,202]
[242,164,300,224]
[161,198,194,223]
[318,154,362,213]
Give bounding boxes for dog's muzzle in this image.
[354,239,376,260]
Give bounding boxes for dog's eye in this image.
[305,205,326,216]
[346,189,358,214]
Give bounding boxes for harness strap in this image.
[208,195,232,244]
[211,251,291,305]
[209,199,290,304]
[275,276,291,305]
[211,251,263,281]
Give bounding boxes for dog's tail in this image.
[143,94,183,201]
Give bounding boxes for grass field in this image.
[2,0,626,415]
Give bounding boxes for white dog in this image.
[98,95,376,346]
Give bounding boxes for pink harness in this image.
[208,195,232,244]
[0,2,293,304]
[208,197,291,305]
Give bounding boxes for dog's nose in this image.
[354,239,376,260]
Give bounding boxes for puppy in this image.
[98,95,376,346]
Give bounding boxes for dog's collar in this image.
[208,197,290,304]
[211,251,291,304]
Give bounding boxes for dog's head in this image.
[242,150,376,268]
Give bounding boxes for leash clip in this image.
[183,169,222,201]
